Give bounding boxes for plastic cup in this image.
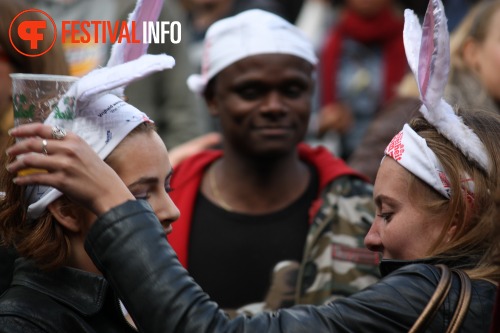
[10,73,78,176]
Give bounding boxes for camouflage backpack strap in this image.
[296,175,381,305]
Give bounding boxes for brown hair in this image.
[407,108,500,282]
[0,122,156,270]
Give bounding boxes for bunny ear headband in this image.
[384,0,490,199]
[26,0,175,219]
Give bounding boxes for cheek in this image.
[288,96,312,120]
[477,44,500,98]
[382,220,426,259]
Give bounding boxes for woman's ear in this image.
[445,224,457,243]
[462,38,481,73]
[47,198,82,233]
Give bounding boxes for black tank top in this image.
[188,164,319,308]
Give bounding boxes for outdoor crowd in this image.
[0,0,499,332]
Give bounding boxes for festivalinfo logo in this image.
[9,9,181,57]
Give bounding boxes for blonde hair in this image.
[450,1,500,71]
[407,108,500,282]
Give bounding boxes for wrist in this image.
[92,192,136,217]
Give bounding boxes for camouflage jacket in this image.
[169,144,380,317]
[234,176,380,317]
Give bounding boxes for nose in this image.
[364,219,383,253]
[260,91,287,115]
[151,190,180,226]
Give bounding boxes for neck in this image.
[223,146,304,184]
[207,146,311,213]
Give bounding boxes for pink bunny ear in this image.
[417,0,450,110]
[107,0,164,67]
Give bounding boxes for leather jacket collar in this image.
[380,257,477,277]
[11,258,108,315]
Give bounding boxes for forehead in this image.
[107,130,168,173]
[374,158,411,200]
[217,54,314,81]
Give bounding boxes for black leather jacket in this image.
[85,200,497,333]
[0,258,135,333]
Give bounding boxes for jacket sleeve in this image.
[84,200,442,333]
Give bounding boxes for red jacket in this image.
[168,143,367,267]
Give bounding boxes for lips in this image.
[253,125,293,136]
[162,223,173,235]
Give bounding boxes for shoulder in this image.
[326,175,373,198]
[0,286,68,333]
[298,144,370,186]
[0,316,48,333]
[318,176,375,227]
[382,263,441,283]
[172,150,222,183]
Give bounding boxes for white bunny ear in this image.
[403,9,422,76]
[79,54,175,104]
[107,0,164,67]
[401,0,491,173]
[51,54,175,117]
[417,0,450,111]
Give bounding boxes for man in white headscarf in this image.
[168,9,379,317]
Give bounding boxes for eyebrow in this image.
[374,194,400,208]
[127,169,173,188]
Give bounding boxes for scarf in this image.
[320,6,407,106]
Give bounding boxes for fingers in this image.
[7,127,76,158]
[5,123,135,218]
[7,123,55,140]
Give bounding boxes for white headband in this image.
[385,124,451,198]
[26,0,175,219]
[27,94,152,218]
[187,9,318,95]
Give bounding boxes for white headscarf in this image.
[187,9,318,95]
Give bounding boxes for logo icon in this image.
[9,9,57,57]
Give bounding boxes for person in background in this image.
[445,0,500,115]
[169,9,379,316]
[5,3,499,332]
[317,0,408,159]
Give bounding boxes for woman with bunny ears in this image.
[0,0,181,331]
[3,0,500,332]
